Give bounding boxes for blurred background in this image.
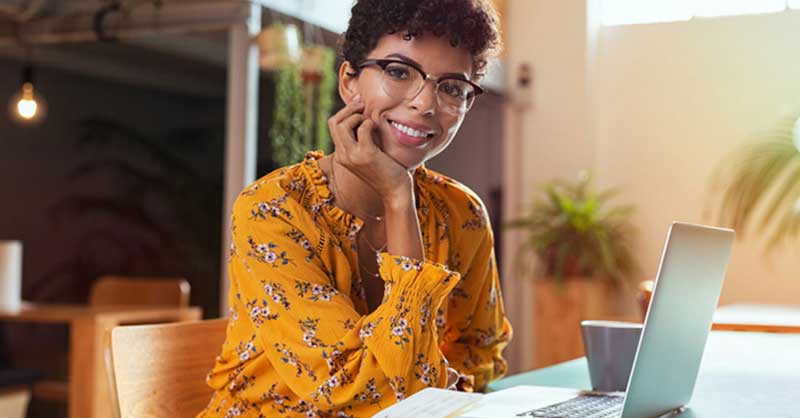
[0,1,799,417]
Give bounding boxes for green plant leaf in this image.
[711,113,800,249]
[505,172,638,284]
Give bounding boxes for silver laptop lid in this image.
[621,222,734,418]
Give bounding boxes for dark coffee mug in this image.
[581,320,642,392]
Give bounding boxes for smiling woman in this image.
[196,1,511,417]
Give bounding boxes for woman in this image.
[199,1,511,417]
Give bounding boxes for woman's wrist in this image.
[381,180,424,261]
[380,177,415,211]
[382,193,414,213]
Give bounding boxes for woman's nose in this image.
[407,81,437,115]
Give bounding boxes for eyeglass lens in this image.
[380,61,475,114]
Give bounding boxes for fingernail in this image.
[353,94,362,103]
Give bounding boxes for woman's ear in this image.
[338,61,360,105]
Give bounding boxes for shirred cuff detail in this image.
[377,252,461,300]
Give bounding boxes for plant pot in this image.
[532,277,636,369]
[257,23,301,71]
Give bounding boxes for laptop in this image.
[461,221,735,418]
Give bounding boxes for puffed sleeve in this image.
[441,205,512,392]
[228,188,461,415]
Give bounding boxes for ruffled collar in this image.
[300,150,432,246]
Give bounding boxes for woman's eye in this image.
[442,82,465,98]
[386,67,410,79]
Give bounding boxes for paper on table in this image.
[372,388,483,418]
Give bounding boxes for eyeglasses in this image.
[355,58,483,115]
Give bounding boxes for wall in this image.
[427,91,504,225]
[592,10,800,305]
[0,57,226,315]
[503,0,800,371]
[502,0,597,373]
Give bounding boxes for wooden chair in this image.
[89,276,191,307]
[637,280,654,321]
[92,276,191,418]
[29,276,193,413]
[638,279,800,333]
[111,319,227,418]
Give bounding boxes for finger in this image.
[335,100,364,122]
[329,122,343,153]
[355,118,377,150]
[334,114,365,155]
[328,99,365,125]
[331,113,363,146]
[340,113,366,133]
[446,368,459,389]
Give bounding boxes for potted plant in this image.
[506,171,639,368]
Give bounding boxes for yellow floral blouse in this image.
[198,151,512,418]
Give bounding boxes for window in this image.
[600,0,692,25]
[601,0,795,26]
[694,0,786,17]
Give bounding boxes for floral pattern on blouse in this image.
[198,151,512,418]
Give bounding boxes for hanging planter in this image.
[256,23,302,71]
[269,63,307,167]
[259,19,336,167]
[303,45,335,153]
[268,44,336,167]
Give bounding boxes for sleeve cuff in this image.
[377,252,461,300]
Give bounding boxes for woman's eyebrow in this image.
[384,53,470,80]
[385,53,422,68]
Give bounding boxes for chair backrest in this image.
[111,319,227,418]
[638,280,655,322]
[93,276,193,418]
[90,276,190,307]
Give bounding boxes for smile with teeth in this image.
[389,120,434,139]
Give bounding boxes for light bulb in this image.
[8,81,47,125]
[16,83,38,119]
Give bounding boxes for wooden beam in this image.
[0,45,225,98]
[0,1,250,47]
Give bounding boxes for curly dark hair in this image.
[341,0,502,79]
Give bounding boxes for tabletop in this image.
[0,301,202,322]
[488,331,800,417]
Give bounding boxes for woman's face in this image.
[339,32,475,170]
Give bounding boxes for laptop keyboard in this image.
[515,394,624,418]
